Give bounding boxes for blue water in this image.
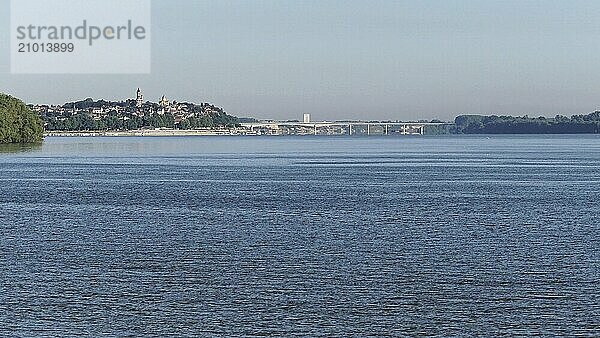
[0,135,599,336]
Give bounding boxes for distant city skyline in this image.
[3,0,600,120]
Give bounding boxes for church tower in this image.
[136,88,144,108]
[159,95,169,115]
[159,95,169,108]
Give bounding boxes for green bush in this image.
[0,93,44,143]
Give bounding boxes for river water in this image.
[0,135,598,336]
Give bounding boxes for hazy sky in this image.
[2,0,600,120]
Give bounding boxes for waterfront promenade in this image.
[45,129,242,137]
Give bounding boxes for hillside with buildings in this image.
[33,89,239,131]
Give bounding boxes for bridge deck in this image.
[241,122,452,127]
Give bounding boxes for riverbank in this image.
[45,129,246,137]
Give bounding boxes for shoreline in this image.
[44,129,246,137]
[43,130,600,137]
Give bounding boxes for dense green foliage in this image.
[455,113,600,134]
[0,93,43,143]
[45,112,176,131]
[424,123,455,135]
[45,111,239,131]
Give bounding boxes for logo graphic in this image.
[11,0,151,74]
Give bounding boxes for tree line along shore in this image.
[2,92,600,144]
[452,113,600,134]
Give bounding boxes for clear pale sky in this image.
[2,0,600,120]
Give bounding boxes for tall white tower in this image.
[303,113,311,123]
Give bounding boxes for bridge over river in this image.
[240,121,453,136]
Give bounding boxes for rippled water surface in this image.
[0,135,599,336]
